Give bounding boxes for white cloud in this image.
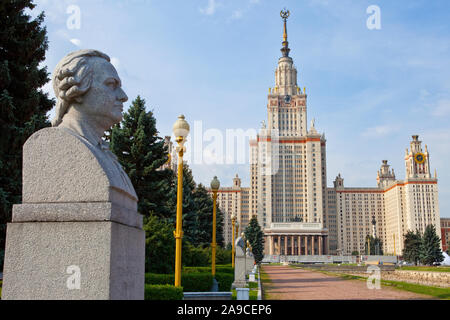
[362,125,399,138]
[70,38,82,47]
[199,0,217,15]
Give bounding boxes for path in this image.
[262,265,433,300]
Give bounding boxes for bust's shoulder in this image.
[26,127,88,147]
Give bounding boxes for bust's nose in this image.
[117,87,128,103]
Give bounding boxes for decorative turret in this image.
[377,160,396,188]
[334,174,344,189]
[233,174,241,189]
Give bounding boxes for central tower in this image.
[250,10,329,257]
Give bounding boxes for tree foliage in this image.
[110,95,172,217]
[0,0,54,260]
[244,216,265,264]
[403,226,444,266]
[144,215,175,274]
[168,166,224,248]
[419,225,444,266]
[402,230,422,265]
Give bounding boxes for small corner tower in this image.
[377,160,396,188]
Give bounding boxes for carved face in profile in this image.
[80,57,128,127]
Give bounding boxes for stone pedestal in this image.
[1,127,145,300]
[2,218,144,300]
[236,288,249,300]
[232,237,246,289]
[246,254,255,275]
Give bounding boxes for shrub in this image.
[182,266,234,275]
[215,272,234,292]
[145,273,213,292]
[216,266,234,274]
[214,248,232,265]
[146,273,174,285]
[183,243,210,267]
[145,284,183,300]
[144,216,175,274]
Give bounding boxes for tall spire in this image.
[280,9,290,57]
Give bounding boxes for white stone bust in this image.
[21,50,137,211]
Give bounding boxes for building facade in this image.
[328,136,441,255]
[248,12,329,256]
[207,175,250,246]
[441,218,450,253]
[164,12,442,257]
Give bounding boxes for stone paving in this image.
[262,265,434,300]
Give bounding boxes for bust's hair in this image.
[51,49,110,127]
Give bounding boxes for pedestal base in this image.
[2,221,145,300]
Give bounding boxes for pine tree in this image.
[110,95,172,217]
[419,224,444,266]
[402,230,422,265]
[245,216,265,264]
[0,1,54,259]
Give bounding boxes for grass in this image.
[397,266,450,273]
[259,266,274,300]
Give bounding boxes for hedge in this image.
[215,272,234,292]
[183,266,234,275]
[145,273,213,292]
[145,284,183,300]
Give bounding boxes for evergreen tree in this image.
[402,230,422,265]
[419,224,444,266]
[168,164,198,244]
[245,216,265,264]
[0,1,54,259]
[193,184,224,248]
[110,96,172,217]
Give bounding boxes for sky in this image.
[31,0,450,217]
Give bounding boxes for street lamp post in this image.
[231,213,237,268]
[210,176,220,280]
[172,115,190,287]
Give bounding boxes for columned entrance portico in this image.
[264,222,328,256]
[265,233,328,256]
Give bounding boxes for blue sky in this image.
[32,0,450,217]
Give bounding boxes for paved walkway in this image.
[262,265,433,300]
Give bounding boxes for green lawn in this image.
[259,267,273,300]
[397,266,450,273]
